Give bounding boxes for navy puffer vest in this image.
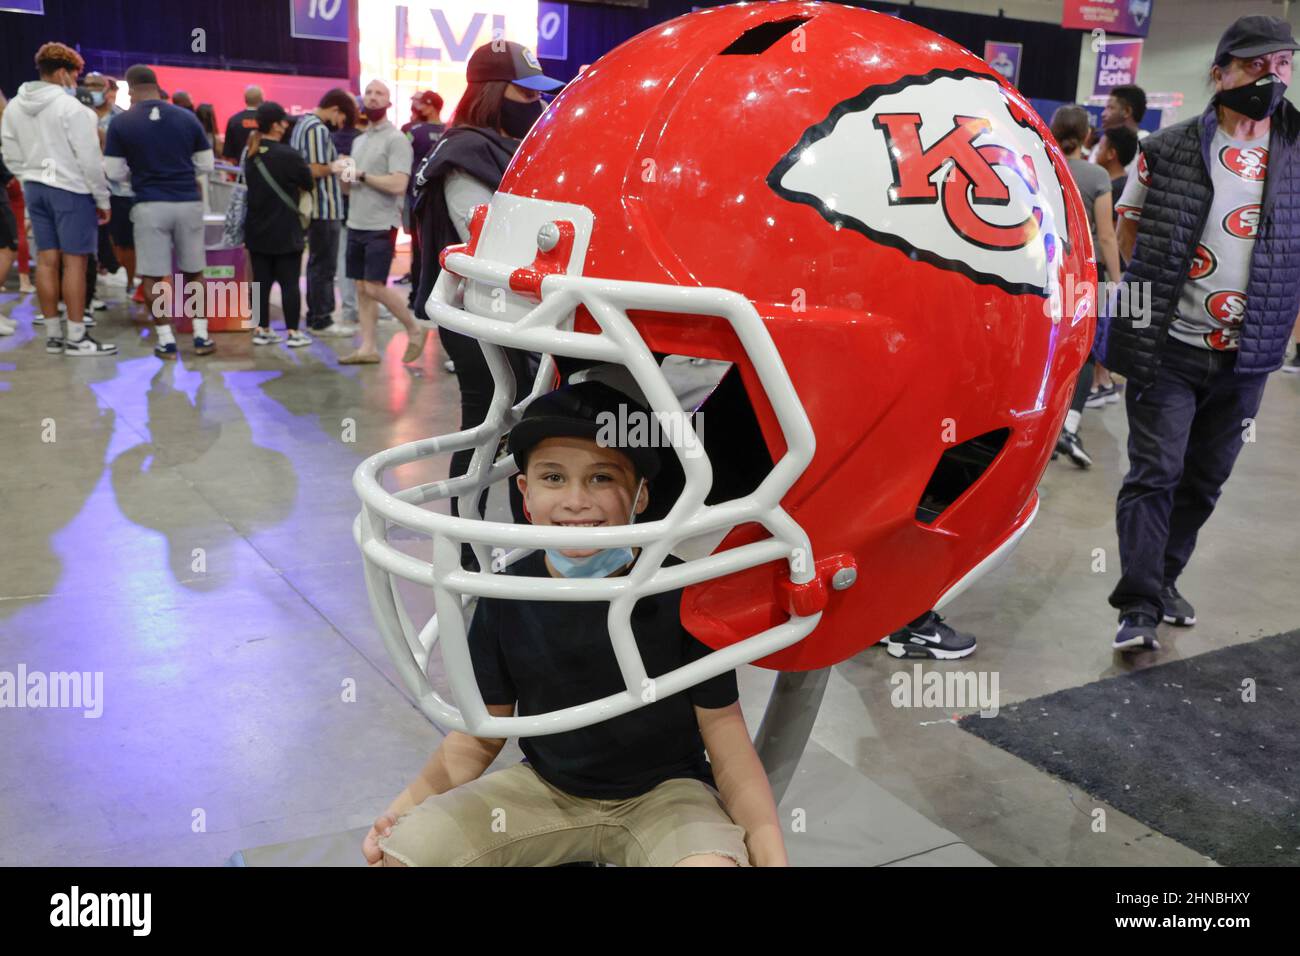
[1107,100,1300,385]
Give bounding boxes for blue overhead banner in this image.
[291,0,350,42]
[537,2,568,61]
[0,0,45,13]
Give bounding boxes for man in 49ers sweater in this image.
[1107,16,1300,652]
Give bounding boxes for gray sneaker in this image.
[317,322,359,337]
[1160,586,1197,626]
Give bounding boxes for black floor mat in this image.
[960,630,1300,866]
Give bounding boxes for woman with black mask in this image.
[411,41,563,566]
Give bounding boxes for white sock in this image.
[156,324,176,346]
[47,318,64,338]
[193,318,209,339]
[1065,409,1082,434]
[66,320,86,342]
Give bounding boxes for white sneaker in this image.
[64,333,118,356]
[0,317,16,336]
[317,322,358,337]
[286,330,314,348]
[91,299,107,311]
[252,327,283,346]
[82,313,96,327]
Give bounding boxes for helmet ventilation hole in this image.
[719,17,810,56]
[916,428,1011,524]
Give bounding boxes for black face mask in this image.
[500,98,544,139]
[1217,73,1288,121]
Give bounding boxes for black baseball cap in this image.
[1215,16,1299,66]
[467,40,565,92]
[508,381,662,480]
[255,101,288,132]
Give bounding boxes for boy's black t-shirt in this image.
[468,550,739,800]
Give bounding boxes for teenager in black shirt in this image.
[243,102,313,347]
[365,382,787,866]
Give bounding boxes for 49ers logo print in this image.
[1204,290,1245,351]
[768,68,1069,296]
[873,113,1043,250]
[1220,145,1268,181]
[1206,290,1245,322]
[1188,243,1217,280]
[1223,203,1260,239]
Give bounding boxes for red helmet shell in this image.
[498,1,1095,669]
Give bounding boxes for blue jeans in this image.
[1109,336,1269,619]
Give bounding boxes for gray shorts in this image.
[132,200,205,277]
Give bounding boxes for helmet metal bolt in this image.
[537,222,561,252]
[831,567,857,591]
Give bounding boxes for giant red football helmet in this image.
[354,1,1095,737]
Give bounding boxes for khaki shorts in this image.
[378,764,750,867]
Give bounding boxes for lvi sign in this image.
[397,5,509,62]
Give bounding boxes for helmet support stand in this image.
[753,668,830,805]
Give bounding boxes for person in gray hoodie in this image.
[0,42,115,356]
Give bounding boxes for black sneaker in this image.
[1160,586,1197,626]
[63,333,118,356]
[885,610,976,660]
[1113,611,1160,652]
[1056,429,1092,468]
[45,336,65,354]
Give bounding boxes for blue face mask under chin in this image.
[543,478,644,579]
[545,546,636,578]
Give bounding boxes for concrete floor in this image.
[2,274,1297,866]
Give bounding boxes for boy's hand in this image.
[363,813,398,865]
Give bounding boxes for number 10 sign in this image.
[292,0,350,42]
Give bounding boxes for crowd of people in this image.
[0,39,551,366]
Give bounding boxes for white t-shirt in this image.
[1116,127,1267,351]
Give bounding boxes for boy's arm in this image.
[697,702,789,867]
[383,702,516,819]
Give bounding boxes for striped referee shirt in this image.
[289,112,343,221]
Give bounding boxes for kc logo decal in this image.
[769,69,1069,296]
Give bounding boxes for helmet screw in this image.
[831,567,857,591]
[537,222,561,252]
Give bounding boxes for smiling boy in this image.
[367,381,787,867]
